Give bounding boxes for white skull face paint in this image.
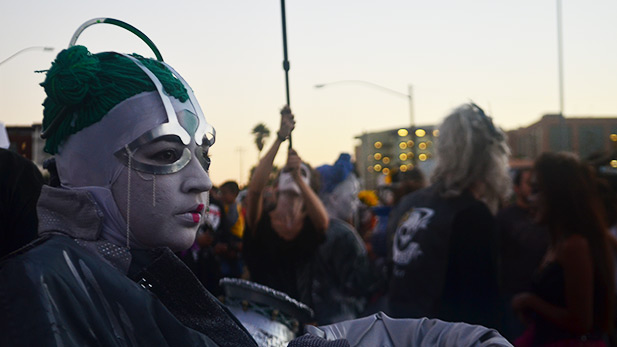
[278,163,311,195]
[111,96,212,251]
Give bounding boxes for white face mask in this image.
[55,54,215,251]
[110,93,212,251]
[277,163,311,195]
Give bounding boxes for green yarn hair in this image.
[40,45,189,154]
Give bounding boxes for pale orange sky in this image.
[1,1,616,186]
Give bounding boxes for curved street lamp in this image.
[0,46,54,67]
[314,80,414,128]
[315,80,417,168]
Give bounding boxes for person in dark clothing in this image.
[386,103,511,330]
[0,39,256,346]
[312,153,376,324]
[243,106,329,307]
[496,167,549,341]
[512,152,615,346]
[0,148,44,258]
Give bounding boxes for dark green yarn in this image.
[40,45,189,154]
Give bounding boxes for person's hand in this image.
[278,106,295,140]
[285,149,303,182]
[512,292,535,325]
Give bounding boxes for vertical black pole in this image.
[280,0,292,149]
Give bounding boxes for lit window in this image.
[374,153,382,160]
[433,129,440,137]
[400,165,408,172]
[399,142,407,149]
[374,141,382,149]
[398,129,409,137]
[407,140,414,147]
[415,129,426,137]
[382,168,390,175]
[374,164,382,171]
[383,157,390,164]
[399,153,408,161]
[611,160,617,168]
[418,142,427,150]
[611,134,617,142]
[419,153,427,161]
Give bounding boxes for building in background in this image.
[507,114,617,162]
[6,124,50,168]
[355,125,437,190]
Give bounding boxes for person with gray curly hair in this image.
[386,103,510,331]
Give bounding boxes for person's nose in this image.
[181,152,212,194]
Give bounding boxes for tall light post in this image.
[556,0,567,151]
[314,80,414,128]
[0,46,54,66]
[315,80,416,167]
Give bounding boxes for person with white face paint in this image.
[0,43,257,346]
[243,106,330,308]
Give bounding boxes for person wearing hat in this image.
[0,44,257,346]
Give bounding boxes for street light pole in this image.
[314,80,414,129]
[556,0,567,151]
[315,80,417,167]
[0,46,54,66]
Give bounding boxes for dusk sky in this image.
[1,0,616,185]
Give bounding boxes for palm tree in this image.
[252,123,270,159]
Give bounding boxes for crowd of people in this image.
[1,24,617,347]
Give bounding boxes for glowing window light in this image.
[433,129,440,137]
[383,157,391,164]
[382,168,390,175]
[374,153,382,160]
[418,142,427,150]
[374,164,382,171]
[419,153,427,161]
[407,140,414,147]
[400,165,408,172]
[399,153,408,161]
[415,129,426,137]
[611,160,617,168]
[398,129,409,137]
[399,142,407,149]
[374,141,382,149]
[611,134,617,142]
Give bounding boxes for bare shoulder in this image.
[558,234,591,264]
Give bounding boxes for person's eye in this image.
[151,149,180,164]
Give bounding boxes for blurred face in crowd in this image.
[515,170,533,209]
[220,188,237,205]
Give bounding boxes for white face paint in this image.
[110,98,212,251]
[325,174,360,221]
[277,163,311,195]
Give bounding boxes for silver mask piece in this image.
[113,54,215,175]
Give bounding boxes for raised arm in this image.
[287,149,329,233]
[246,107,295,232]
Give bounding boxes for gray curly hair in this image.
[431,103,511,214]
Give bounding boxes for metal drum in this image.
[219,278,313,347]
